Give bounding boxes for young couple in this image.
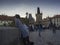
[15,14,34,45]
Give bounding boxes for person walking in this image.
[14,14,30,45]
[53,23,56,33]
[38,24,43,37]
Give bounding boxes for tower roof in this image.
[37,7,40,14]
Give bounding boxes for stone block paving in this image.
[29,30,60,45]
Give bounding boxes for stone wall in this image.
[0,27,20,45]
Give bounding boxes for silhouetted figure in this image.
[53,23,56,33]
[38,24,43,37]
[34,25,38,31]
[15,14,30,45]
[29,25,34,31]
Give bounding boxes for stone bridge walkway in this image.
[29,30,60,45]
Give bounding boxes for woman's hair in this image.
[15,14,20,19]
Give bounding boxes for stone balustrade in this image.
[0,27,20,45]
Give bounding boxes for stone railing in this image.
[0,27,20,45]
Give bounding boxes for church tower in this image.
[36,7,42,24]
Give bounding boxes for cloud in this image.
[0,0,60,7]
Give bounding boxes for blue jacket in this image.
[15,18,29,38]
[38,25,43,32]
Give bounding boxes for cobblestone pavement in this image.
[29,29,60,45]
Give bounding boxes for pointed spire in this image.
[37,7,40,14]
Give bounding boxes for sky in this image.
[0,0,60,19]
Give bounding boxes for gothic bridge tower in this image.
[36,7,42,25]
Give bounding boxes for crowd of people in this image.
[14,14,57,45]
[15,14,34,45]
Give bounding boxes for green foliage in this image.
[8,21,15,27]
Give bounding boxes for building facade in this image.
[51,15,60,27]
[42,15,60,27]
[0,15,14,26]
[42,17,50,27]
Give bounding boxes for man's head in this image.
[15,14,20,19]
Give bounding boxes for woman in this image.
[14,14,30,45]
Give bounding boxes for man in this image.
[14,14,30,45]
[38,24,43,37]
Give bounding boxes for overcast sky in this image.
[0,0,60,19]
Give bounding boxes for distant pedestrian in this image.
[31,25,34,31]
[34,25,37,31]
[29,25,34,31]
[53,23,56,33]
[38,24,43,37]
[15,14,30,45]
